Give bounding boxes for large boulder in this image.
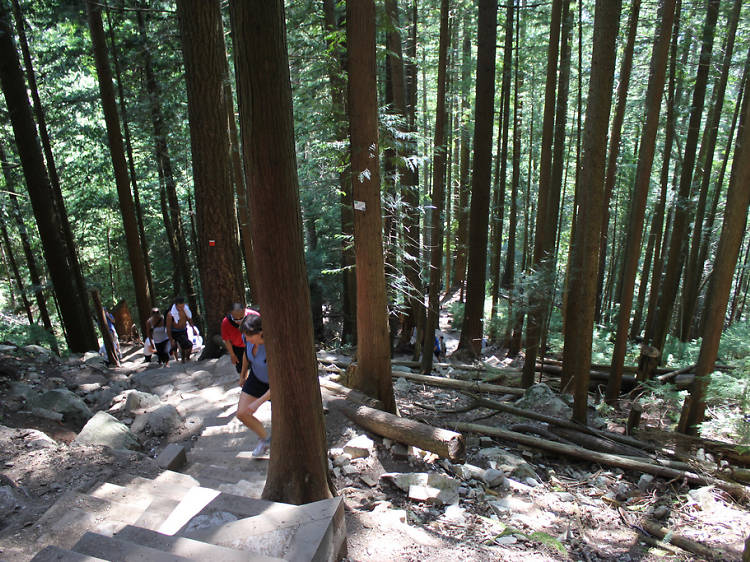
[515,383,572,419]
[124,390,162,413]
[478,447,540,482]
[131,404,182,436]
[29,389,92,427]
[74,411,140,451]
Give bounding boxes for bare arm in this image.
[240,352,249,385]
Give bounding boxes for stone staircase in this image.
[25,357,346,561]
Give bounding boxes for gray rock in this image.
[341,464,358,476]
[131,404,182,436]
[454,463,484,481]
[391,443,409,460]
[344,434,374,458]
[76,383,102,394]
[482,468,507,488]
[124,390,161,413]
[74,411,140,450]
[30,407,63,422]
[652,505,670,519]
[515,383,572,419]
[479,447,539,482]
[8,382,34,401]
[0,344,17,353]
[393,376,412,391]
[0,486,24,514]
[556,492,575,502]
[185,511,238,533]
[22,344,53,356]
[29,389,92,426]
[637,474,654,492]
[381,472,460,505]
[333,454,350,467]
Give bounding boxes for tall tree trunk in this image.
[176,0,244,357]
[522,0,562,386]
[488,0,514,343]
[607,0,677,402]
[421,0,451,373]
[0,140,54,338]
[136,6,198,316]
[0,3,97,352]
[0,203,32,323]
[595,0,641,322]
[105,6,154,305]
[453,13,472,292]
[346,0,396,413]
[322,0,356,346]
[650,0,720,352]
[10,0,92,330]
[457,0,498,357]
[87,0,152,336]
[231,1,332,504]
[680,0,742,340]
[677,75,750,434]
[562,0,621,424]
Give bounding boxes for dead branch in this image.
[455,422,750,501]
[641,520,727,560]
[393,371,524,396]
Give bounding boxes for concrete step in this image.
[185,461,267,486]
[72,531,192,561]
[115,526,282,561]
[31,545,107,562]
[181,496,346,561]
[155,486,276,536]
[32,491,150,552]
[188,431,254,450]
[107,472,199,502]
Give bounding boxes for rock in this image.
[29,389,92,426]
[74,411,140,450]
[77,383,102,394]
[637,474,655,492]
[687,486,721,512]
[22,344,53,356]
[482,468,507,488]
[615,482,632,502]
[652,505,670,519]
[524,477,539,487]
[556,492,575,502]
[391,443,409,460]
[344,434,374,458]
[124,390,162,413]
[0,486,24,514]
[478,447,539,482]
[341,464,358,476]
[8,382,34,401]
[24,429,57,449]
[157,444,187,471]
[185,511,238,534]
[515,383,572,419]
[131,404,182,436]
[494,535,517,545]
[591,416,608,429]
[0,344,17,353]
[441,504,467,524]
[30,407,63,422]
[360,475,377,488]
[381,472,460,505]
[333,454,350,467]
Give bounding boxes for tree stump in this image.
[636,345,660,382]
[112,299,138,342]
[626,402,642,435]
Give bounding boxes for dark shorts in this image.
[232,345,245,374]
[155,339,170,363]
[242,370,269,399]
[172,329,192,350]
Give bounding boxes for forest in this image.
[1,0,750,458]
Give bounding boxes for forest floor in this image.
[0,308,749,561]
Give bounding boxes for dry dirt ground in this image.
[0,337,749,561]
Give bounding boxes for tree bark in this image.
[562,0,621,423]
[0,3,97,352]
[177,0,244,357]
[421,0,451,374]
[650,0,720,352]
[230,0,333,504]
[87,0,152,336]
[606,0,676,402]
[457,0,498,357]
[346,0,396,413]
[677,72,750,435]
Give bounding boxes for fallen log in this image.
[331,400,465,462]
[637,427,750,468]
[464,393,658,455]
[454,422,750,500]
[393,372,524,397]
[641,520,726,560]
[319,378,384,409]
[549,426,650,459]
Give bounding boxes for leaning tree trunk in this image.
[230,0,333,503]
[87,0,152,335]
[346,0,396,413]
[176,0,244,357]
[562,0,621,424]
[650,0,720,352]
[677,76,750,434]
[607,0,677,403]
[0,3,97,352]
[457,0,498,358]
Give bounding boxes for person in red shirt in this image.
[221,303,258,373]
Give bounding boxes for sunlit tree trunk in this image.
[650,0,719,352]
[177,0,244,357]
[562,0,621,424]
[457,0,498,358]
[677,78,750,434]
[0,3,97,352]
[607,0,677,402]
[346,0,396,413]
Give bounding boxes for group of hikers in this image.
[141,297,202,366]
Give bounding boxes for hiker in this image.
[236,313,271,457]
[221,303,251,374]
[142,308,161,363]
[150,312,171,366]
[105,309,122,359]
[167,296,195,363]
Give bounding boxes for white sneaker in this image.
[252,436,270,457]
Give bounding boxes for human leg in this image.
[237,391,268,439]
